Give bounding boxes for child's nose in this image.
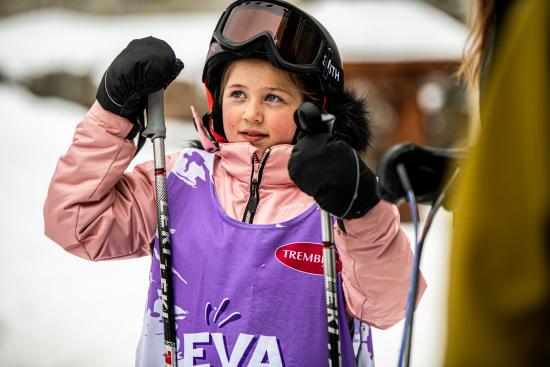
[243,101,263,123]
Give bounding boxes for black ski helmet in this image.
[201,0,345,142]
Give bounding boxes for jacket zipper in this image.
[242,148,271,224]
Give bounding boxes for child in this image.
[44,1,426,365]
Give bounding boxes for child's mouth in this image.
[240,131,268,142]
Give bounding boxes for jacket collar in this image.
[192,105,295,186]
[217,142,295,186]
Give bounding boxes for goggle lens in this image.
[221,2,323,65]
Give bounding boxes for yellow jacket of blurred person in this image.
[445,0,550,366]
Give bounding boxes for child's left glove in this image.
[288,106,380,219]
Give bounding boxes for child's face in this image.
[221,58,303,155]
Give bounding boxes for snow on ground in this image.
[0,84,197,367]
[0,5,457,366]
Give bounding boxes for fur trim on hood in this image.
[325,89,373,153]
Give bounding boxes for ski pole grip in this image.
[294,101,335,135]
[143,90,166,140]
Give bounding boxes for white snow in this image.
[0,3,459,366]
[0,84,197,367]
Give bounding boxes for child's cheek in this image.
[271,116,297,143]
[222,107,239,142]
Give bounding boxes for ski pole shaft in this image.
[293,102,341,365]
[145,90,178,367]
[321,209,341,367]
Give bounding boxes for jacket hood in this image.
[324,89,373,153]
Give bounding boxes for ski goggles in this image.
[210,0,343,92]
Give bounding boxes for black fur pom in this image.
[325,89,373,153]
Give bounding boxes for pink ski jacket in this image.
[44,101,426,330]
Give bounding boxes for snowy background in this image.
[0,4,460,366]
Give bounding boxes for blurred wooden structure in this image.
[343,60,466,164]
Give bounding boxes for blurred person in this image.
[446,0,550,365]
[43,0,425,365]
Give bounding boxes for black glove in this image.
[377,142,465,208]
[96,36,183,131]
[288,103,380,219]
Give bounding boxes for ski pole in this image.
[144,90,178,367]
[295,102,341,366]
[321,209,342,367]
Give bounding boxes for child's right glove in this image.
[288,102,380,219]
[96,36,183,137]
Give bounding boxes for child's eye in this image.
[229,90,245,99]
[265,94,283,103]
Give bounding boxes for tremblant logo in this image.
[275,242,342,275]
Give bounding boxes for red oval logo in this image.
[275,242,342,275]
